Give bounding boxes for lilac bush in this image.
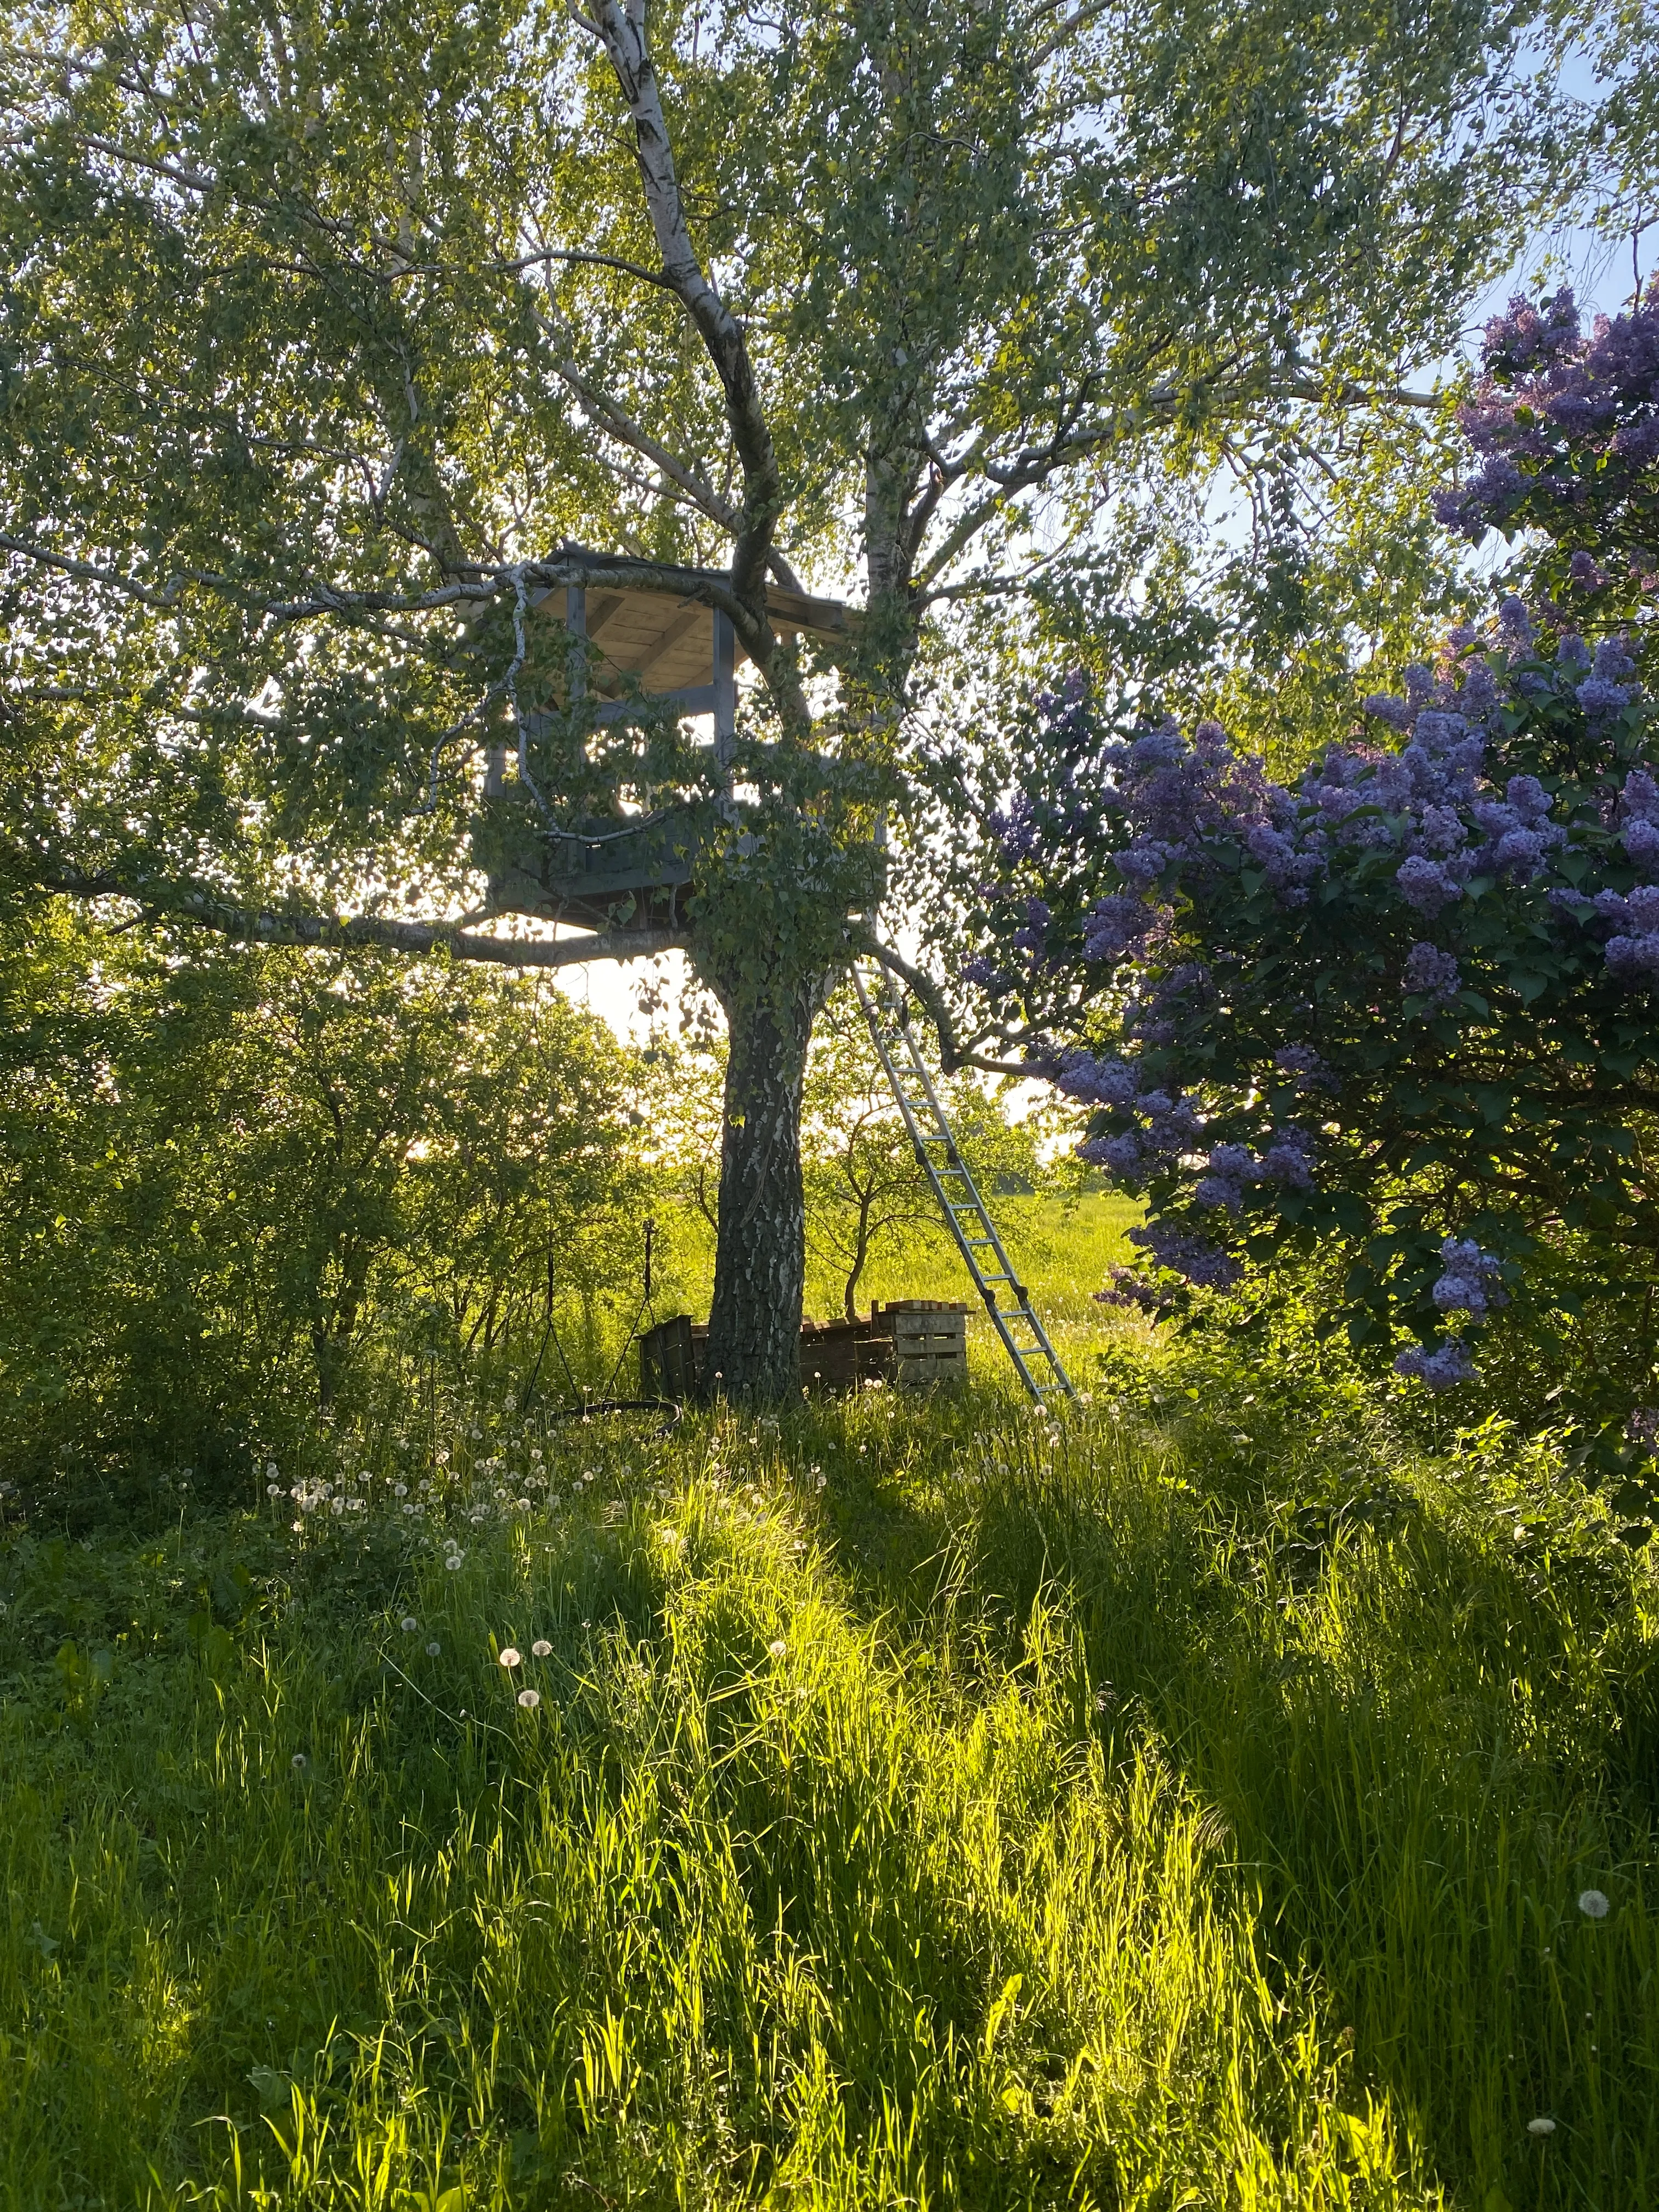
[954,283,1659,1478]
[969,627,1658,1432]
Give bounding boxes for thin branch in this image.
[584,0,783,614]
[501,243,676,291]
[849,928,1038,1079]
[0,532,183,610]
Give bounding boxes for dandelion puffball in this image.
[426,1640,441,1657]
[291,1753,308,1772]
[532,1639,552,1658]
[1578,1888,1610,1918]
[1527,2117,1556,2137]
[517,1688,540,1709]
[400,1616,419,1633]
[768,1639,787,1661]
[445,1553,464,1571]
[498,1647,522,1669]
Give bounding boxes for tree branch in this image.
[29,864,687,970]
[585,0,782,605]
[848,928,1040,1079]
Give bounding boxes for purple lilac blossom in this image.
[1082,893,1154,962]
[1259,1133,1316,1190]
[1076,1133,1144,1177]
[1394,1339,1477,1390]
[1052,1048,1139,1107]
[1396,854,1464,916]
[1127,1222,1243,1291]
[1273,1045,1331,1088]
[1431,1238,1508,1321]
[1402,943,1462,1004]
[1436,283,1659,589]
[1094,1265,1163,1312]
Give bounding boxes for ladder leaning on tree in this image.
[850,963,1075,1407]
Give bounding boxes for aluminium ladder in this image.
[851,963,1075,1406]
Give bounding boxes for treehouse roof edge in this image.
[529,556,854,700]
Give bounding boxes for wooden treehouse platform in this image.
[483,557,851,934]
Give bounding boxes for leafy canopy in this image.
[0,0,1584,990]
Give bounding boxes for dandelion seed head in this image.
[498,1646,522,1668]
[400,1616,419,1633]
[768,1638,787,1661]
[445,1553,464,1571]
[291,1753,308,1772]
[1578,1888,1610,1919]
[517,1687,540,1709]
[1527,2117,1556,2137]
[532,1639,552,1657]
[426,1640,441,1656]
[266,1462,279,1480]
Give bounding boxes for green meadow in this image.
[4,1239,1654,2208]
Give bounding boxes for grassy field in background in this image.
[653,1190,1141,1395]
[3,1359,1655,2208]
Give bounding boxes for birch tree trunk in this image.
[701,972,824,1401]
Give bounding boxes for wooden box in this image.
[871,1300,969,1390]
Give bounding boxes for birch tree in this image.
[0,0,1585,1396]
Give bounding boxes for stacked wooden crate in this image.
[640,1299,969,1399]
[870,1300,969,1389]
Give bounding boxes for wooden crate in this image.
[642,1301,969,1399]
[870,1300,969,1390]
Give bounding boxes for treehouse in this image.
[479,554,852,934]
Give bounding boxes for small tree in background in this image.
[0,915,646,1502]
[802,987,1045,1323]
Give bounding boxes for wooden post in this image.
[713,606,736,798]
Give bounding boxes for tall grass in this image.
[2,1380,1652,2207]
